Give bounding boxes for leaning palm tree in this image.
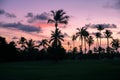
[104,30,112,53]
[96,24,104,47]
[86,36,94,51]
[49,28,64,48]
[48,9,70,29]
[111,38,120,52]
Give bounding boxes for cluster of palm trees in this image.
[0,9,120,62]
[70,24,120,54]
[46,9,120,54]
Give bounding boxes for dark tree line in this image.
[0,9,120,62]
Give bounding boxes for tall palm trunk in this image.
[84,37,87,54]
[81,38,83,52]
[89,44,90,51]
[54,23,58,48]
[73,41,75,49]
[55,23,58,29]
[107,38,109,48]
[54,28,58,48]
[107,37,109,53]
[100,31,102,47]
[96,38,99,48]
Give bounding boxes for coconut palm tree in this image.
[104,30,112,48]
[76,27,86,52]
[39,39,49,49]
[104,30,112,53]
[96,24,104,47]
[25,39,36,50]
[67,41,71,52]
[83,29,89,54]
[17,37,27,50]
[48,9,69,48]
[49,28,64,48]
[111,38,120,52]
[72,34,76,49]
[86,36,94,51]
[48,9,69,29]
[95,32,101,48]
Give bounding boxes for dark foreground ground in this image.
[0,59,120,80]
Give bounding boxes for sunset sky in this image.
[0,0,120,50]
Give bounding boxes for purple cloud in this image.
[104,0,120,10]
[0,9,5,15]
[87,24,117,29]
[26,12,50,23]
[0,9,16,18]
[0,22,42,32]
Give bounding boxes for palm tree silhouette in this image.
[104,30,112,53]
[48,9,69,29]
[96,24,104,48]
[48,9,69,48]
[95,32,101,48]
[86,36,94,51]
[72,34,76,49]
[83,28,89,54]
[25,39,36,50]
[67,41,71,52]
[18,37,27,50]
[76,27,85,52]
[49,28,64,48]
[104,30,112,47]
[39,39,49,49]
[111,38,120,52]
[76,27,89,53]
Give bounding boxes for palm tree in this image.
[49,28,64,48]
[48,9,69,29]
[39,39,49,49]
[48,9,69,48]
[67,41,71,52]
[96,24,104,47]
[25,39,36,50]
[83,29,89,54]
[104,30,112,53]
[104,30,112,48]
[111,38,120,52]
[72,34,76,49]
[86,36,94,51]
[76,27,86,52]
[95,32,101,48]
[17,37,27,50]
